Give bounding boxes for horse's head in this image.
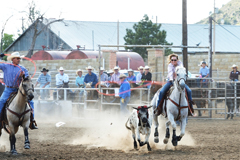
[20,75,34,100]
[62,81,69,88]
[133,106,152,125]
[175,67,187,91]
[84,82,92,88]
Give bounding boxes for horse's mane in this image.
[175,66,186,72]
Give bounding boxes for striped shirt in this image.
[37,73,51,85]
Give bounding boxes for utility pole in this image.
[213,0,216,55]
[117,20,119,51]
[92,30,94,51]
[208,16,213,78]
[182,0,188,72]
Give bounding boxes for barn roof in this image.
[6,19,240,53]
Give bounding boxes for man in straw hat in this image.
[141,66,152,88]
[84,66,98,88]
[111,66,121,84]
[97,67,108,82]
[0,52,38,129]
[107,70,114,81]
[119,73,131,116]
[229,64,240,81]
[156,53,194,116]
[56,67,69,88]
[75,69,85,101]
[35,68,51,100]
[136,66,144,84]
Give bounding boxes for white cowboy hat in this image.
[86,66,94,70]
[198,61,203,66]
[7,52,25,61]
[58,67,64,71]
[144,66,150,69]
[232,64,238,68]
[107,70,114,74]
[76,69,83,75]
[113,66,120,70]
[100,67,104,71]
[128,68,133,72]
[119,73,127,78]
[138,66,144,70]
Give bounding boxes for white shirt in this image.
[56,73,69,85]
[136,72,143,83]
[167,61,183,81]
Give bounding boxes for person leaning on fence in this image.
[98,67,108,82]
[84,66,98,88]
[75,69,85,101]
[229,64,240,82]
[35,68,51,100]
[126,68,136,83]
[55,67,69,88]
[119,73,131,116]
[111,66,121,85]
[141,66,152,88]
[156,53,194,116]
[136,66,144,84]
[197,61,209,88]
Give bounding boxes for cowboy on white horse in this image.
[157,54,194,115]
[0,52,38,129]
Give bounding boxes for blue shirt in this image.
[75,75,85,86]
[84,72,98,88]
[0,63,29,87]
[97,73,108,81]
[127,76,136,82]
[37,73,51,85]
[199,66,209,76]
[55,73,69,85]
[119,79,131,99]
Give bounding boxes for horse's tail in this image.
[125,118,131,131]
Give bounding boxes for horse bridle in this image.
[19,81,34,97]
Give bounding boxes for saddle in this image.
[155,87,194,118]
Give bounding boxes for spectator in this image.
[197,61,209,87]
[111,66,121,85]
[229,64,240,81]
[35,68,51,100]
[127,68,136,83]
[107,70,114,81]
[98,67,108,82]
[119,73,131,116]
[55,67,69,88]
[84,66,98,88]
[141,66,152,88]
[75,69,85,87]
[136,66,144,84]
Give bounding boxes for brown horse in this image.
[150,81,163,98]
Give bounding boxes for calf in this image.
[125,106,152,151]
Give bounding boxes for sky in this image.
[0,0,231,37]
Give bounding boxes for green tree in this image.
[2,33,15,51]
[124,14,173,59]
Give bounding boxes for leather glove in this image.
[0,53,5,57]
[121,98,124,103]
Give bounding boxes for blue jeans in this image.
[157,81,192,107]
[0,87,35,117]
[40,84,50,99]
[120,96,130,116]
[197,75,207,87]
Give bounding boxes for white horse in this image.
[0,75,34,155]
[151,67,188,146]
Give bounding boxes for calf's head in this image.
[133,106,152,124]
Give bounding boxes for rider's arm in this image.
[21,66,29,77]
[168,64,174,81]
[0,63,6,71]
[92,74,98,87]
[63,74,69,83]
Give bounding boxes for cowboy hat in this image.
[86,66,94,70]
[100,67,104,71]
[119,73,127,78]
[76,69,83,75]
[41,68,49,72]
[113,66,120,70]
[58,67,64,71]
[128,68,133,72]
[232,64,238,69]
[107,70,114,74]
[7,52,25,61]
[138,66,144,70]
[198,61,203,66]
[144,66,150,69]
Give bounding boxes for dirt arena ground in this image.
[0,113,239,160]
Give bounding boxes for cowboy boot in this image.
[188,100,195,116]
[29,112,38,130]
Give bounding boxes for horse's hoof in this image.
[154,137,159,143]
[177,136,182,141]
[11,150,18,155]
[163,138,169,144]
[24,144,30,149]
[147,147,152,151]
[172,139,178,146]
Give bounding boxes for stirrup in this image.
[29,120,38,130]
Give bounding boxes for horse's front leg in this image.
[23,126,30,149]
[177,117,187,142]
[167,114,178,146]
[153,113,159,143]
[163,120,170,144]
[9,124,18,155]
